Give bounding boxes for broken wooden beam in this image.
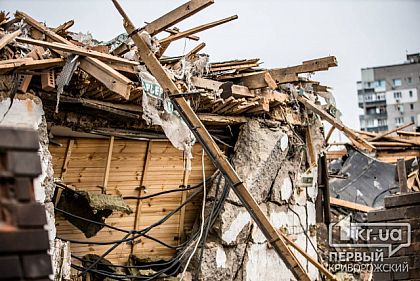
[159,15,238,45]
[16,37,139,66]
[112,1,311,279]
[191,76,254,98]
[298,95,375,152]
[397,158,408,193]
[279,231,337,281]
[0,29,21,50]
[52,20,74,34]
[329,197,375,213]
[239,56,337,89]
[368,122,414,142]
[142,0,215,36]
[15,11,133,100]
[0,58,65,74]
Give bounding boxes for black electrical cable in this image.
[196,176,230,273]
[63,172,221,280]
[58,185,204,246]
[287,204,322,262]
[55,207,185,250]
[123,175,214,200]
[371,186,398,207]
[80,231,132,276]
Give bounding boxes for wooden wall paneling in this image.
[130,140,152,255]
[101,136,114,194]
[51,137,216,265]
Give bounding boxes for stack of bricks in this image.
[368,192,420,281]
[0,127,52,280]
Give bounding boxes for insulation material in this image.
[84,192,132,214]
[171,55,209,90]
[56,189,132,238]
[138,68,196,170]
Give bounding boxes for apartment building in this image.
[358,53,420,132]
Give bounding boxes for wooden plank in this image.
[397,131,420,136]
[368,205,420,222]
[52,20,74,34]
[111,2,312,280]
[102,136,115,194]
[264,71,277,90]
[185,42,206,60]
[78,58,132,99]
[60,139,74,180]
[131,141,152,255]
[142,0,215,36]
[178,153,191,241]
[279,232,337,281]
[239,56,337,89]
[384,192,420,209]
[298,96,375,152]
[0,58,65,74]
[159,15,238,45]
[368,122,414,142]
[320,154,331,225]
[16,37,139,66]
[15,11,132,100]
[191,76,254,98]
[161,26,200,41]
[397,158,408,193]
[329,197,375,213]
[306,127,317,167]
[0,29,21,50]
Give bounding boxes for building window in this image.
[393,92,402,99]
[409,90,413,97]
[393,79,402,87]
[411,116,415,123]
[366,119,374,127]
[408,77,412,83]
[365,94,373,101]
[411,103,414,110]
[395,117,404,125]
[376,92,386,101]
[378,119,387,126]
[377,80,385,87]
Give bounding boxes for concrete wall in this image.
[191,120,322,281]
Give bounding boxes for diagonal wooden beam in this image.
[240,56,337,89]
[112,1,314,280]
[52,20,74,34]
[368,122,414,142]
[16,37,139,66]
[0,29,21,50]
[142,0,214,36]
[15,11,132,100]
[158,15,238,45]
[298,95,375,152]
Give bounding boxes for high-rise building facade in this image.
[358,53,420,132]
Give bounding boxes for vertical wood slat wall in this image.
[49,137,215,265]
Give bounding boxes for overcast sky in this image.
[1,0,420,130]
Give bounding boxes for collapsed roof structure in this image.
[1,1,420,281]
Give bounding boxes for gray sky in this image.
[1,0,420,129]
